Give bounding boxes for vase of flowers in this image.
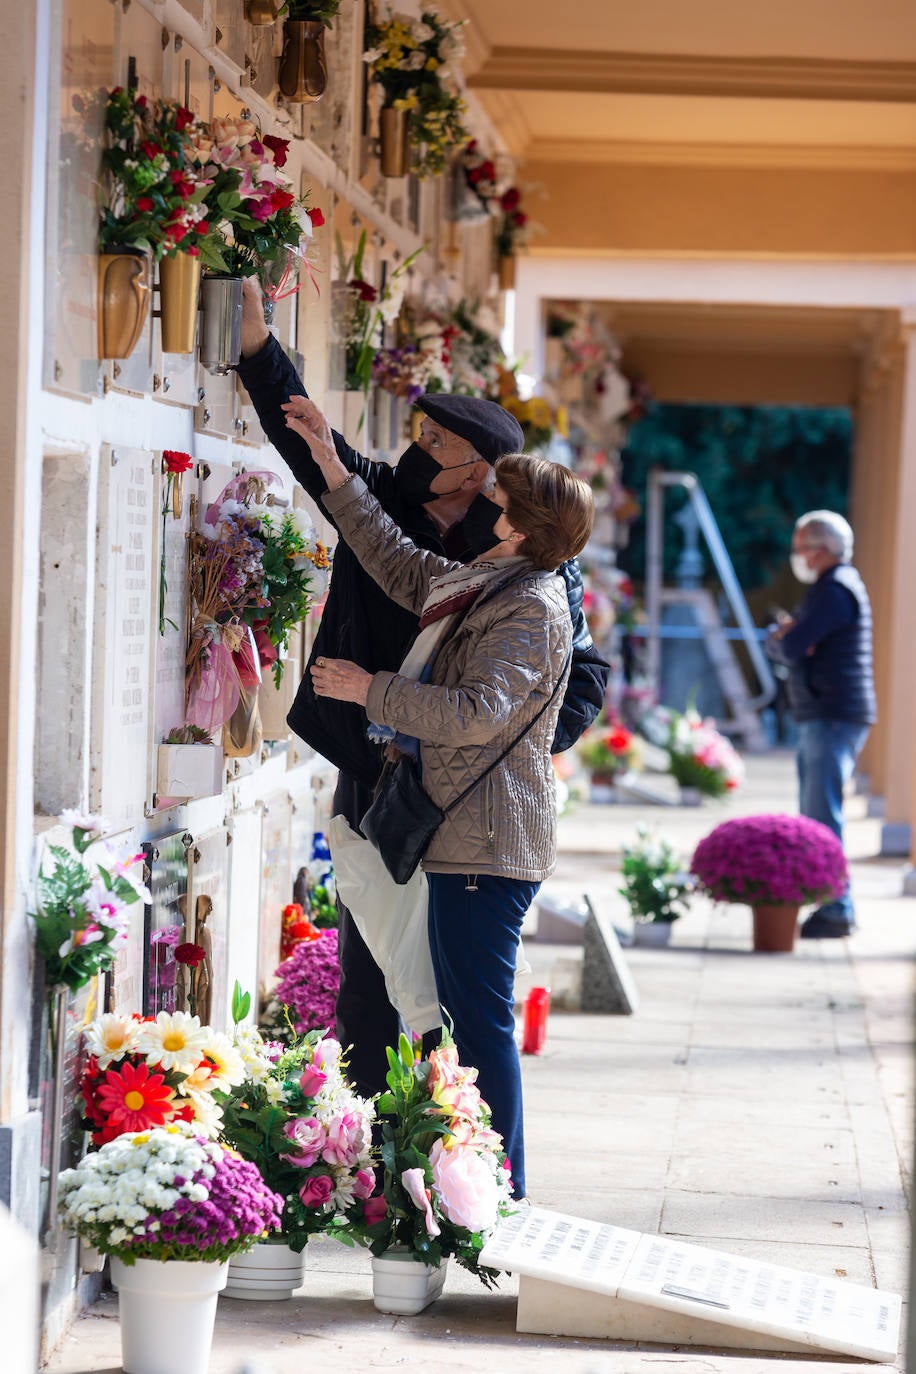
[335,1032,514,1313]
[664,708,744,800]
[690,814,848,952]
[577,719,639,801]
[58,1123,283,1374]
[619,826,692,947]
[364,10,469,179]
[220,986,376,1298]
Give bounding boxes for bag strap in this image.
[441,650,572,816]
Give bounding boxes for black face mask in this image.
[459,492,503,557]
[395,443,479,506]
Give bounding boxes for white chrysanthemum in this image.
[179,1088,224,1138]
[136,1011,209,1072]
[83,1014,142,1070]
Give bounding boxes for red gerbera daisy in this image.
[96,1060,175,1134]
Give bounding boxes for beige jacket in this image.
[323,477,572,882]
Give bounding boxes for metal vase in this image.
[498,254,517,290]
[159,251,201,355]
[97,248,151,360]
[277,20,328,103]
[244,0,279,23]
[379,105,410,177]
[199,275,243,375]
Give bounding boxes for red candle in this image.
[521,986,551,1055]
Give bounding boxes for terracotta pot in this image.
[497,254,516,290]
[97,247,151,360]
[751,903,800,953]
[159,252,201,355]
[379,105,410,177]
[244,0,278,23]
[277,20,328,103]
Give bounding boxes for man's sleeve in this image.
[776,581,857,665]
[236,335,387,508]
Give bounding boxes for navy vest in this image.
[787,564,876,724]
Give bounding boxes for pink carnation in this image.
[321,1111,368,1168]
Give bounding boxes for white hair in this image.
[795,510,853,562]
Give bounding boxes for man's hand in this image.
[310,657,372,706]
[772,615,796,641]
[241,278,270,358]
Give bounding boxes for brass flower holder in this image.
[498,254,517,291]
[158,252,201,355]
[244,0,279,23]
[277,20,328,103]
[97,248,151,360]
[379,106,410,178]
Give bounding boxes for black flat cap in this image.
[416,393,524,465]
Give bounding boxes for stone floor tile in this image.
[667,1152,862,1202]
[660,1189,870,1246]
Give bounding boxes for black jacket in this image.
[237,336,609,784]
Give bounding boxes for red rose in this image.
[350,278,377,303]
[140,140,160,161]
[481,160,496,180]
[307,206,325,228]
[500,187,520,212]
[513,210,528,227]
[136,196,154,212]
[466,139,478,154]
[175,942,206,966]
[175,106,195,132]
[263,134,290,167]
[606,727,633,754]
[186,245,200,256]
[270,189,295,213]
[245,197,275,223]
[135,95,148,109]
[163,450,194,473]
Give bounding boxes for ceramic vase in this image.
[110,1256,228,1374]
[371,1249,447,1315]
[223,1240,305,1300]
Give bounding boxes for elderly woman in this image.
[286,399,594,1198]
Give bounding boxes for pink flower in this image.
[322,1111,368,1167]
[282,1116,325,1167]
[299,1064,328,1097]
[299,1174,334,1209]
[401,1168,440,1237]
[429,1139,499,1233]
[364,1194,387,1225]
[353,1168,376,1200]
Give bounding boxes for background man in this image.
[237,283,609,1093]
[766,510,876,938]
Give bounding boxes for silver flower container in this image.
[200,275,243,375]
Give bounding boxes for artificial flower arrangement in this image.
[447,299,506,398]
[220,985,376,1252]
[459,139,498,212]
[29,811,150,994]
[665,709,744,798]
[364,10,468,178]
[79,1009,246,1146]
[185,471,331,733]
[333,230,423,398]
[576,718,640,783]
[262,928,341,1042]
[58,1119,283,1264]
[495,368,567,453]
[691,814,848,909]
[494,185,535,259]
[619,826,693,926]
[336,1033,514,1282]
[372,303,457,402]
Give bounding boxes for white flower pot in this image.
[678,785,703,806]
[110,1256,228,1374]
[632,921,674,947]
[222,1239,305,1300]
[371,1249,447,1315]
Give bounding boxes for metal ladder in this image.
[644,469,776,750]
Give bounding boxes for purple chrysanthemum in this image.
[691,813,847,906]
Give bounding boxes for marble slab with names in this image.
[258,796,293,1005]
[142,832,191,1017]
[152,461,194,808]
[480,1207,901,1364]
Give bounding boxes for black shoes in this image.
[799,912,855,939]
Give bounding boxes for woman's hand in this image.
[282,396,350,490]
[310,656,373,706]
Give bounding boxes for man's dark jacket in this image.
[766,563,876,725]
[237,336,609,785]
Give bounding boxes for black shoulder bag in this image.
[360,651,570,885]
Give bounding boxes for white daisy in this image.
[136,1011,208,1073]
[83,1013,143,1070]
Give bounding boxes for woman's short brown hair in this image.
[494,453,594,571]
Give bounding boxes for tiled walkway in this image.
[44,752,914,1372]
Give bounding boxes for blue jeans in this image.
[797,719,870,926]
[427,873,538,1198]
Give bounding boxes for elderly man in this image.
[237,284,609,1093]
[766,510,876,938]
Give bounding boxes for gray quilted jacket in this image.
[323,476,572,881]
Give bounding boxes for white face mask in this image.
[790,553,819,584]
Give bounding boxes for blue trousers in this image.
[426,873,538,1199]
[797,719,870,925]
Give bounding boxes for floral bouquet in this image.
[333,230,423,398]
[364,10,468,177]
[222,991,376,1251]
[691,814,848,908]
[459,140,498,214]
[338,1033,514,1282]
[620,826,692,925]
[502,390,566,453]
[79,1010,245,1146]
[577,719,639,782]
[29,811,150,993]
[372,307,456,401]
[664,709,744,797]
[264,929,341,1040]
[58,1120,283,1263]
[494,186,535,259]
[447,299,505,398]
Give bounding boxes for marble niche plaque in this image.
[142,832,191,1017]
[258,795,293,1007]
[480,1207,901,1364]
[186,827,230,1031]
[226,809,263,1016]
[152,458,195,807]
[90,447,156,830]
